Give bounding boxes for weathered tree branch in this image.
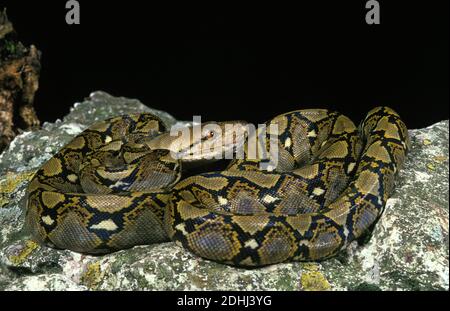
[0,8,41,152]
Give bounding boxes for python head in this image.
[145,120,248,163]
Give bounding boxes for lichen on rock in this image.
[0,92,448,290]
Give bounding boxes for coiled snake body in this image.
[26,107,409,267]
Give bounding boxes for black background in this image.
[2,0,449,128]
[0,290,448,308]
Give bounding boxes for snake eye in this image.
[205,131,215,139]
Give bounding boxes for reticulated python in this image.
[25,107,409,267]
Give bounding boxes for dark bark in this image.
[0,8,41,152]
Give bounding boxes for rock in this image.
[0,92,448,290]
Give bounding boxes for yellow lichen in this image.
[9,240,39,265]
[422,139,432,145]
[0,171,35,207]
[300,263,331,291]
[426,163,436,171]
[81,261,103,289]
[433,155,447,163]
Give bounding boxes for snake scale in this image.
[25,106,409,267]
